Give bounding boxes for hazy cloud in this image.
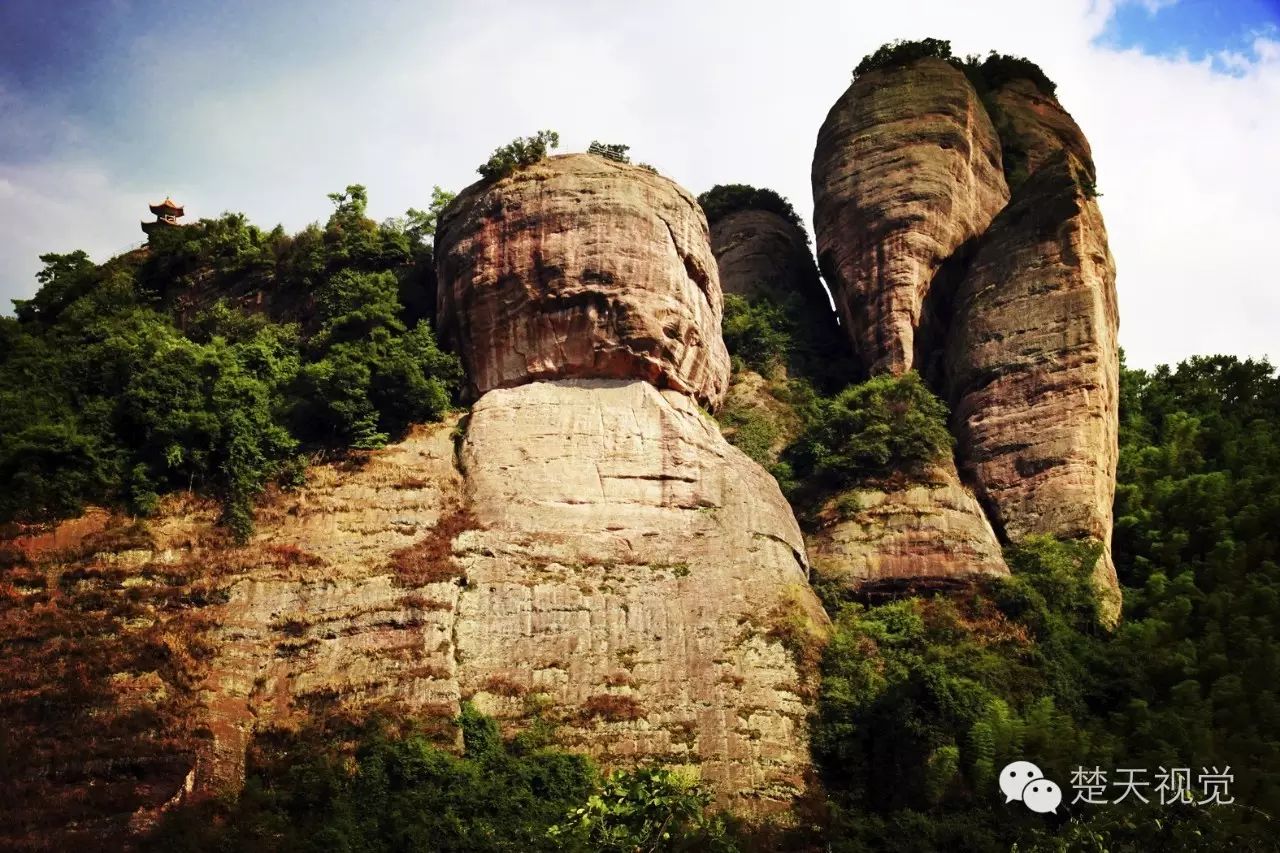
[1,0,1275,368]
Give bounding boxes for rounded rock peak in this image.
[435,152,731,409]
[812,56,1009,377]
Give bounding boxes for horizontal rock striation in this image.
[710,209,827,311]
[946,151,1120,616]
[812,57,1009,376]
[436,153,730,409]
[990,78,1095,188]
[805,463,1009,595]
[458,379,827,809]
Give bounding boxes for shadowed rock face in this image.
[436,153,731,410]
[991,78,1095,188]
[711,209,827,311]
[947,152,1120,617]
[812,58,1009,376]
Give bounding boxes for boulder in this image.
[805,462,1009,595]
[436,153,730,409]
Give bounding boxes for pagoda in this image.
[142,197,184,236]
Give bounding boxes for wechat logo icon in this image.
[999,760,1062,814]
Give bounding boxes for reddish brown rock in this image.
[946,152,1120,617]
[805,462,1009,594]
[812,58,1009,376]
[990,78,1094,188]
[710,209,827,312]
[436,153,730,409]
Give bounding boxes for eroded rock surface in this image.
[991,78,1094,188]
[711,210,826,311]
[436,153,730,409]
[812,58,1009,376]
[457,379,826,807]
[946,152,1120,615]
[805,462,1008,594]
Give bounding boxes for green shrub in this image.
[0,185,463,538]
[853,37,953,78]
[145,707,737,853]
[697,184,805,232]
[784,372,953,490]
[477,130,560,180]
[721,294,794,376]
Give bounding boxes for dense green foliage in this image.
[696,184,806,233]
[813,355,1280,851]
[784,372,954,491]
[852,37,954,77]
[720,294,796,377]
[0,185,462,539]
[477,130,561,180]
[147,706,737,853]
[852,38,1057,99]
[587,141,632,163]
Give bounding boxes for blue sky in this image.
[1,0,1277,368]
[1100,0,1279,70]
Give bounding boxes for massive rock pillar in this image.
[435,153,827,809]
[812,57,1009,377]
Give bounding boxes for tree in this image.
[477,130,560,180]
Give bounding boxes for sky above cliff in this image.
[1,0,1277,369]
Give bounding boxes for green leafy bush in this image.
[0,185,463,539]
[853,37,953,78]
[783,372,953,490]
[145,706,737,853]
[814,355,1280,850]
[696,184,805,232]
[477,130,560,180]
[721,294,795,376]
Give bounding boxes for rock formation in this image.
[806,466,1009,594]
[432,154,829,808]
[989,78,1095,189]
[710,209,826,312]
[946,151,1120,615]
[812,57,1009,376]
[436,153,730,409]
[810,58,1119,614]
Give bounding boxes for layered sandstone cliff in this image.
[990,78,1095,188]
[436,153,730,409]
[806,465,1009,594]
[946,151,1120,615]
[431,154,829,807]
[812,58,1009,376]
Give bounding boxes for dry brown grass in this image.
[579,693,644,722]
[389,506,479,587]
[480,674,528,697]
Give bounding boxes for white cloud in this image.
[1,0,1276,369]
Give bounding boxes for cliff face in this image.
[990,78,1095,187]
[435,156,827,808]
[946,152,1120,614]
[812,57,1009,376]
[806,466,1009,595]
[711,209,826,313]
[436,153,730,410]
[706,198,1008,595]
[810,59,1120,614]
